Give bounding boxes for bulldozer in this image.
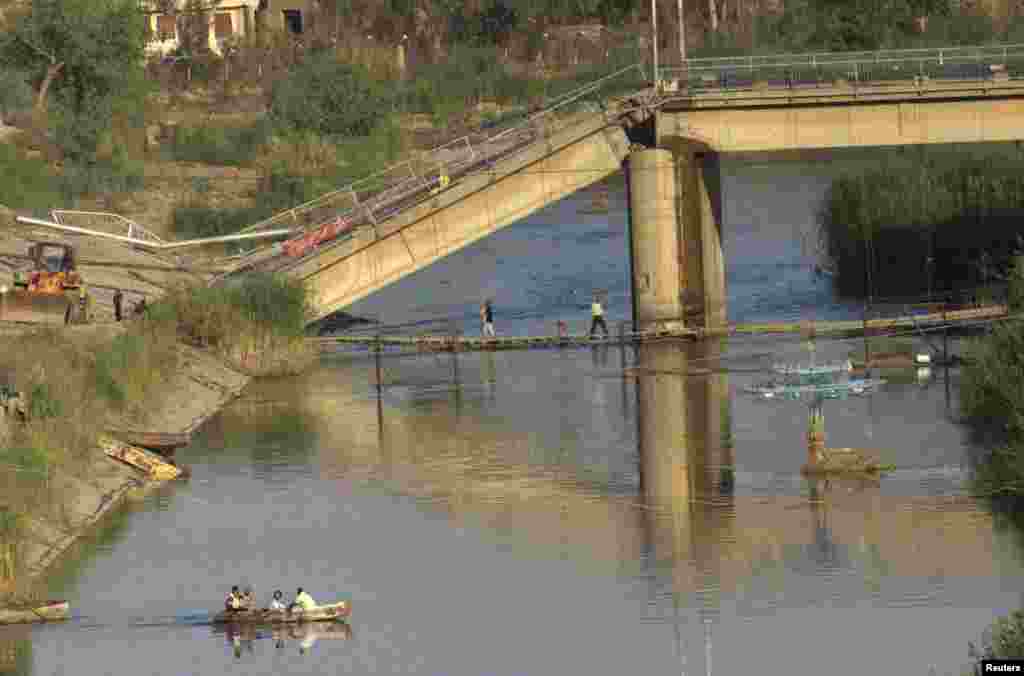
[0,241,90,325]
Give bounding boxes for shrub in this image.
[165,121,268,166]
[960,318,1024,440]
[969,610,1024,665]
[152,273,315,376]
[268,53,388,137]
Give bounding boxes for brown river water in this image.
[3,150,1022,675]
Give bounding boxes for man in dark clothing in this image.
[113,289,123,322]
[482,300,495,338]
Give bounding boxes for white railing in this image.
[51,210,167,245]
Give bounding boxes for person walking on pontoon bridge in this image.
[268,590,286,612]
[481,300,496,338]
[589,293,609,339]
[290,587,317,612]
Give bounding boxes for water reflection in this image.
[212,621,352,659]
[631,340,1016,674]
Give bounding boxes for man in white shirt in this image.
[268,590,286,611]
[589,294,609,338]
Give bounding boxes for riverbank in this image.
[1,337,249,600]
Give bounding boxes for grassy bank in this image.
[818,153,1024,300]
[148,272,316,377]
[0,272,313,591]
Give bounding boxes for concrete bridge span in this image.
[281,112,632,323]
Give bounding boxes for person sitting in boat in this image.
[225,586,243,612]
[268,590,286,612]
[289,587,317,612]
[241,586,255,610]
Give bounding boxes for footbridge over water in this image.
[218,44,1024,330]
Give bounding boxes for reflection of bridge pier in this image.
[636,339,733,666]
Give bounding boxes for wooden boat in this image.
[0,600,69,625]
[99,436,182,481]
[106,429,191,451]
[212,600,351,625]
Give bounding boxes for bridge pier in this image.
[627,147,725,331]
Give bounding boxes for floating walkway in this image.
[702,304,1008,338]
[311,305,1008,354]
[311,326,696,352]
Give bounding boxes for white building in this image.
[142,1,314,57]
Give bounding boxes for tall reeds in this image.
[819,158,1024,300]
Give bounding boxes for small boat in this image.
[106,429,191,451]
[100,437,183,481]
[212,600,351,625]
[0,600,70,625]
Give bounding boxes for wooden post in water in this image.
[862,304,871,368]
[374,324,383,394]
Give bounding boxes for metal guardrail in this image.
[659,43,1024,89]
[51,210,167,245]
[219,63,646,276]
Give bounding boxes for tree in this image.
[1,0,146,113]
[268,53,388,137]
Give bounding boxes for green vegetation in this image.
[149,272,315,376]
[0,320,179,586]
[0,143,62,215]
[0,0,148,163]
[269,55,389,137]
[969,610,1024,667]
[163,121,269,166]
[819,156,1024,300]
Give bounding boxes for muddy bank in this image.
[7,343,249,591]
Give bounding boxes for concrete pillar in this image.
[627,149,685,331]
[676,150,726,329]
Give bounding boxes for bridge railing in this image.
[216,63,646,278]
[659,43,1024,92]
[50,210,167,245]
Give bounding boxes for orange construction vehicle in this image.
[0,241,89,325]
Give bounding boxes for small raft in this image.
[0,600,70,625]
[212,600,351,625]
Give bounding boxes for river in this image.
[3,152,1022,676]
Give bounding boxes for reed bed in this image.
[819,159,1024,299]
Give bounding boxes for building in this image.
[141,0,316,57]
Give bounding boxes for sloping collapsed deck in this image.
[311,305,1008,353]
